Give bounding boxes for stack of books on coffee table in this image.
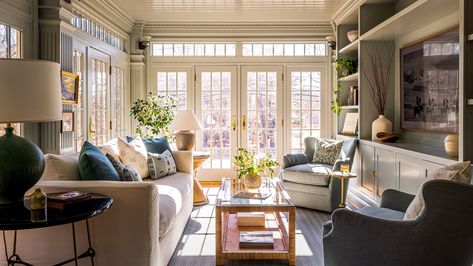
[239,231,274,249]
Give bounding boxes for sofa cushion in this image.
[357,206,405,221]
[281,163,332,186]
[41,153,81,181]
[404,161,471,220]
[79,141,120,181]
[127,136,173,157]
[145,172,192,238]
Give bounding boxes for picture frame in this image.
[61,112,74,133]
[341,112,358,135]
[400,28,459,133]
[61,71,79,104]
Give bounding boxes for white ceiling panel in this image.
[110,0,346,23]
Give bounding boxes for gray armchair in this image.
[323,180,473,266]
[279,137,358,212]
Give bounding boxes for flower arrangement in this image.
[233,148,279,180]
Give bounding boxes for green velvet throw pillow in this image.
[79,141,120,181]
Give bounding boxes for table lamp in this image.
[0,59,62,204]
[170,110,202,151]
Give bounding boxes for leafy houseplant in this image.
[130,93,177,138]
[233,148,279,189]
[335,56,358,77]
[330,84,343,115]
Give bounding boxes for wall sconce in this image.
[326,36,336,50]
[138,35,151,50]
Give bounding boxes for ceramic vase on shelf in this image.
[244,173,261,189]
[372,115,392,141]
[444,134,459,157]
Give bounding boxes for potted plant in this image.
[130,93,177,138]
[335,56,358,77]
[233,148,279,189]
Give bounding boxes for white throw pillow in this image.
[99,138,120,161]
[117,137,149,178]
[148,150,177,180]
[403,161,471,220]
[41,153,81,181]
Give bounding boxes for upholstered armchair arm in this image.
[281,153,309,169]
[380,189,415,212]
[331,159,351,172]
[172,150,193,174]
[323,209,417,266]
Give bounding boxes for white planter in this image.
[372,115,392,141]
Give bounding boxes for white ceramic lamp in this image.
[170,110,202,151]
[0,59,62,204]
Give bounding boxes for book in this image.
[47,191,91,210]
[239,231,274,249]
[237,212,265,227]
[233,192,271,200]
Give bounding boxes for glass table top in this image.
[216,177,293,207]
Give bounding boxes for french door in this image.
[151,66,194,111]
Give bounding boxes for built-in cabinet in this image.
[358,140,456,198]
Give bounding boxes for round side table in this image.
[193,152,210,206]
[0,193,112,266]
[330,171,357,208]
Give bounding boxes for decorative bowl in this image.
[347,30,359,43]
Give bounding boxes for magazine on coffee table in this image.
[233,192,271,200]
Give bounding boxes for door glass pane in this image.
[73,50,86,151]
[90,58,109,145]
[290,71,321,153]
[246,71,278,159]
[111,66,126,139]
[157,71,187,110]
[201,72,232,169]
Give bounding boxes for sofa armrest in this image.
[332,159,350,172]
[172,150,193,174]
[34,180,160,266]
[380,189,415,212]
[282,153,309,169]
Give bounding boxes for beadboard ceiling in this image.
[110,0,346,23]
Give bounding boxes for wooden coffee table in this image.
[215,178,296,265]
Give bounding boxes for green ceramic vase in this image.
[0,127,45,204]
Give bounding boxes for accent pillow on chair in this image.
[312,138,343,165]
[147,150,177,180]
[404,161,471,220]
[78,141,120,181]
[106,153,142,182]
[117,137,149,178]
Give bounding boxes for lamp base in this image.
[175,131,195,151]
[0,127,45,204]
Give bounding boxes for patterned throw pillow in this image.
[117,137,149,178]
[312,138,343,165]
[404,161,471,220]
[148,150,177,180]
[106,153,142,182]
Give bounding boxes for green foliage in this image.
[130,93,177,138]
[233,148,279,180]
[331,84,343,115]
[335,56,358,77]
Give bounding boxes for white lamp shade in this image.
[170,110,202,131]
[0,59,62,123]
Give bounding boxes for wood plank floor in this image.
[169,186,370,266]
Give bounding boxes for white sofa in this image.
[1,150,193,266]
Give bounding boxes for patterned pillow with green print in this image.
[312,138,343,165]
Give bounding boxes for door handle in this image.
[232,115,237,131]
[241,115,246,131]
[89,117,95,138]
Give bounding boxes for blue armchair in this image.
[279,137,358,212]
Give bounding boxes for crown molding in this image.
[332,0,361,25]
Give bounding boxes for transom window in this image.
[151,43,236,57]
[242,42,326,57]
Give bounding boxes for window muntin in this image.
[72,13,125,51]
[73,50,86,151]
[111,67,126,139]
[157,72,188,110]
[151,43,236,57]
[242,42,326,57]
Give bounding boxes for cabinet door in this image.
[375,148,395,197]
[397,154,425,194]
[424,160,446,177]
[360,144,375,192]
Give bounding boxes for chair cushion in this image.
[404,161,471,220]
[145,172,193,238]
[79,141,120,181]
[356,206,405,221]
[312,138,343,165]
[281,163,332,186]
[282,180,331,196]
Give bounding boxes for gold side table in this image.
[330,171,357,208]
[193,151,210,206]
